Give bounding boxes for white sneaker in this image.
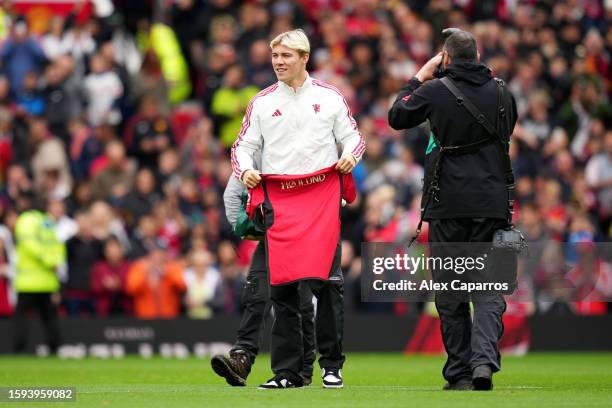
[322,368,343,389]
[258,375,303,389]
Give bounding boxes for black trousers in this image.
[13,292,61,353]
[428,218,507,383]
[231,242,316,378]
[270,243,345,383]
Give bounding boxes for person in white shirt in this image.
[231,29,364,390]
[183,250,222,319]
[83,54,123,126]
[232,36,364,183]
[585,130,612,231]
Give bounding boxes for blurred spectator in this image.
[508,61,539,118]
[157,148,182,191]
[91,237,132,316]
[545,184,570,239]
[13,192,66,352]
[16,71,45,117]
[585,131,612,235]
[0,108,13,188]
[129,214,159,259]
[179,117,222,176]
[47,198,78,243]
[88,200,131,252]
[534,241,571,314]
[553,149,576,203]
[123,94,174,168]
[558,76,608,160]
[69,119,99,181]
[0,75,11,109]
[567,216,611,315]
[0,222,15,317]
[347,40,380,111]
[144,22,191,104]
[245,39,277,89]
[170,0,208,68]
[29,119,72,201]
[125,239,186,319]
[60,14,96,74]
[130,49,169,113]
[365,144,423,206]
[121,167,160,227]
[152,199,188,259]
[1,164,32,209]
[63,210,104,316]
[1,17,47,96]
[341,240,360,310]
[91,140,135,201]
[519,90,552,148]
[41,14,68,60]
[210,64,259,147]
[83,53,124,126]
[99,41,132,111]
[43,56,83,145]
[215,241,244,315]
[200,44,236,111]
[177,177,203,224]
[183,249,222,319]
[364,185,399,242]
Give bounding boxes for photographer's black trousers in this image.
[230,242,316,379]
[269,243,345,383]
[429,218,507,383]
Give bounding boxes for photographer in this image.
[388,31,518,391]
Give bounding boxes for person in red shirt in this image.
[91,238,132,316]
[125,239,186,319]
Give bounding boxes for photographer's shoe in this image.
[472,365,493,391]
[211,350,251,386]
[443,377,474,391]
[322,368,343,389]
[258,375,303,389]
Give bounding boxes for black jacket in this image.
[388,62,517,220]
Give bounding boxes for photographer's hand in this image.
[415,52,444,83]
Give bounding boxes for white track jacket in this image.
[231,75,365,179]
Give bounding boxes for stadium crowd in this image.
[0,0,610,320]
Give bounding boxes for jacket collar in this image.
[278,73,313,95]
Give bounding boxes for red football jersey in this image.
[248,165,356,285]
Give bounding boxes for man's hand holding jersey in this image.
[242,169,262,188]
[335,154,357,174]
[242,155,356,188]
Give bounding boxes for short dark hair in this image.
[443,31,478,61]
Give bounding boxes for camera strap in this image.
[440,77,515,226]
[407,77,515,247]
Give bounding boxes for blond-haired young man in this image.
[232,29,365,389]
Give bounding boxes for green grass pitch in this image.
[0,353,611,407]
